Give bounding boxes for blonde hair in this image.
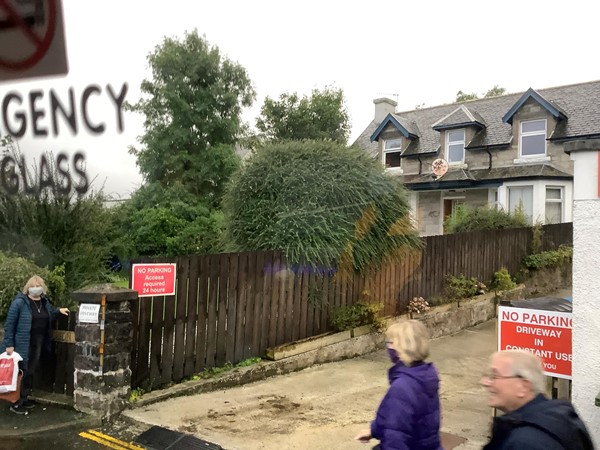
[494,350,545,394]
[386,320,430,365]
[22,276,48,296]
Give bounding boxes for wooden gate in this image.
[35,311,76,396]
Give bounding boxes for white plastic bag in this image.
[0,351,22,393]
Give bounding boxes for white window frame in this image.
[507,185,534,225]
[446,129,465,164]
[382,138,402,169]
[519,119,547,158]
[545,186,563,224]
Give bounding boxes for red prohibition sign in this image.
[0,0,57,71]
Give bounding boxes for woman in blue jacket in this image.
[1,275,69,414]
[355,320,443,450]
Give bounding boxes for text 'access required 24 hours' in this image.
[131,263,177,297]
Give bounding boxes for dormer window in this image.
[520,119,546,157]
[383,138,402,168]
[446,129,465,164]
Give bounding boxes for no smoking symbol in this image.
[0,0,57,71]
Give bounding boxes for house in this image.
[353,80,600,236]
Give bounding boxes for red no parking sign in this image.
[0,0,68,81]
[498,306,572,379]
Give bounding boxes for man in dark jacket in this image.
[481,350,594,450]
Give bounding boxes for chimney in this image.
[373,97,397,123]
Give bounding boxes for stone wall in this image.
[72,286,136,420]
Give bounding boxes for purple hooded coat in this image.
[370,361,443,450]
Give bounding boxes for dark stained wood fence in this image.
[130,222,572,389]
[36,311,76,396]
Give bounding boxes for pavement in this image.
[122,319,499,450]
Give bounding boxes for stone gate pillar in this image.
[565,139,600,446]
[71,285,137,419]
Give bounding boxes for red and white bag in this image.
[0,351,22,393]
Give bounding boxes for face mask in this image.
[28,287,43,296]
[387,348,400,364]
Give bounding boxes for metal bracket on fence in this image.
[99,294,106,375]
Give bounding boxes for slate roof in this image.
[352,80,600,156]
[398,164,572,187]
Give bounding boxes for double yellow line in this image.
[79,429,145,449]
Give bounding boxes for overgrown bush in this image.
[0,139,120,294]
[330,297,383,332]
[491,267,517,292]
[522,245,573,270]
[444,274,487,300]
[223,140,423,273]
[0,252,69,320]
[444,204,528,234]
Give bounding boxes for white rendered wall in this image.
[571,149,600,446]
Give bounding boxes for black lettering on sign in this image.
[0,153,90,196]
[0,83,128,139]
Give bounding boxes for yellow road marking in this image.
[79,430,145,449]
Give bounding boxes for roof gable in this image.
[370,113,419,142]
[432,105,487,130]
[502,88,568,124]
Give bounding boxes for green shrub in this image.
[0,252,69,320]
[522,245,573,270]
[444,204,528,234]
[491,267,517,292]
[330,298,383,332]
[444,274,487,300]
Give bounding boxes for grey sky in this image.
[1,0,599,198]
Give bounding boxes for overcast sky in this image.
[1,0,599,199]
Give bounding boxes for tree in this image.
[456,85,507,103]
[255,87,351,144]
[456,90,479,102]
[128,30,255,206]
[223,140,422,273]
[484,85,507,98]
[114,182,224,257]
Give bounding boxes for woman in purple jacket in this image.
[355,320,443,450]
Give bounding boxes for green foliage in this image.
[188,357,262,381]
[330,295,384,332]
[129,387,145,403]
[0,189,118,295]
[256,87,351,144]
[223,140,422,273]
[444,274,487,300]
[0,252,68,320]
[522,245,573,270]
[531,223,544,254]
[114,182,225,257]
[456,90,479,102]
[127,30,254,205]
[444,204,528,234]
[491,267,517,292]
[484,85,507,98]
[455,85,506,102]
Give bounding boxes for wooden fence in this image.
[130,222,573,389]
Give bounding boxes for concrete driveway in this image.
[124,319,497,450]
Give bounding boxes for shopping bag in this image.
[0,370,22,404]
[0,351,23,393]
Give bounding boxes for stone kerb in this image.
[72,285,137,419]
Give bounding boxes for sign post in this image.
[131,263,177,297]
[498,306,572,379]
